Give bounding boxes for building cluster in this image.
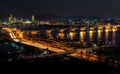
[0,14,120,28]
[8,14,17,24]
[8,14,35,24]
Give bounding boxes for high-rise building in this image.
[8,14,17,24]
[9,14,13,22]
[32,15,35,22]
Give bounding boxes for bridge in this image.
[3,27,120,69]
[3,25,120,44]
[20,25,119,38]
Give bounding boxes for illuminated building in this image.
[8,14,13,22]
[23,20,32,24]
[32,15,35,22]
[8,14,17,24]
[39,21,51,25]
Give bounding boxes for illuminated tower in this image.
[9,14,13,22]
[14,18,17,23]
[10,14,13,18]
[32,15,35,22]
[8,17,11,22]
[8,14,17,24]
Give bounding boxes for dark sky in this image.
[0,0,120,18]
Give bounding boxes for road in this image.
[3,28,68,52]
[3,27,120,67]
[2,27,102,60]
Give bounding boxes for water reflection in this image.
[89,30,94,41]
[50,27,118,45]
[80,31,86,41]
[112,28,117,45]
[105,29,109,45]
[57,32,65,39]
[69,32,76,40]
[98,30,103,40]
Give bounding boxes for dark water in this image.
[45,28,120,45]
[1,28,120,74]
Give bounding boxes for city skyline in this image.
[0,0,120,73]
[0,0,120,18]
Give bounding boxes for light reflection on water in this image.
[98,30,103,41]
[57,32,65,39]
[50,28,120,45]
[80,31,86,41]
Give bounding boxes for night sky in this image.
[0,0,120,18]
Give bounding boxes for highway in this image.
[3,27,120,67]
[3,28,91,57]
[3,28,67,52]
[1,28,105,60]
